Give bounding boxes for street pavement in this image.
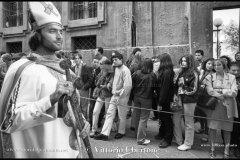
[80,113,233,159]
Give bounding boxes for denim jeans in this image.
[172,103,196,146]
[92,97,111,132]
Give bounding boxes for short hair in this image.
[141,58,153,74]
[132,48,141,55]
[195,49,204,56]
[73,52,82,59]
[0,51,6,57]
[2,54,12,62]
[101,58,112,65]
[96,47,103,54]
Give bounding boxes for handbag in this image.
[170,95,183,112]
[196,74,218,110]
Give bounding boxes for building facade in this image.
[0,1,240,64]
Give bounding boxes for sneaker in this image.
[177,144,191,151]
[137,139,150,145]
[89,131,99,138]
[209,149,216,159]
[89,131,95,138]
[114,133,125,139]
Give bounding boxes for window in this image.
[72,36,96,50]
[3,2,23,28]
[6,42,22,53]
[70,1,97,20]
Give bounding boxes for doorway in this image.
[213,8,240,60]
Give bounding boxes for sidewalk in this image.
[85,113,233,158]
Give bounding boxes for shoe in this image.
[223,153,230,159]
[158,140,170,148]
[114,133,125,139]
[94,133,108,141]
[89,131,99,138]
[137,139,150,145]
[209,149,216,159]
[177,144,191,151]
[130,127,135,131]
[89,131,95,138]
[223,150,230,159]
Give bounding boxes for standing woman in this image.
[155,53,174,148]
[206,59,238,158]
[90,59,114,138]
[173,54,199,151]
[195,58,215,142]
[132,58,158,145]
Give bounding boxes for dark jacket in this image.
[132,70,157,99]
[174,70,199,103]
[71,64,93,91]
[156,69,174,106]
[95,71,114,99]
[89,67,101,95]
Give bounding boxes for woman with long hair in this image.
[173,54,199,151]
[155,53,174,148]
[206,59,238,158]
[195,58,215,142]
[132,58,157,145]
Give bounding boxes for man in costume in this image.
[0,2,90,158]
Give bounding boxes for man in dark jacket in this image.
[71,52,93,120]
[88,58,105,128]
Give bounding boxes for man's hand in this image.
[50,80,74,105]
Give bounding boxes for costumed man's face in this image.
[112,58,123,67]
[40,24,63,52]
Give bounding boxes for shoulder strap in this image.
[2,61,34,113]
[199,72,210,83]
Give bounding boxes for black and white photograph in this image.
[0,1,240,159]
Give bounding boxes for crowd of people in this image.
[1,45,240,158]
[74,48,239,159]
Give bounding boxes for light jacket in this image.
[205,72,238,118]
